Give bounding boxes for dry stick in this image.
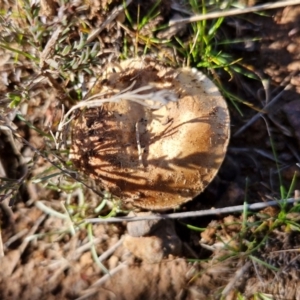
[2,214,47,277]
[169,0,300,26]
[221,261,252,297]
[76,262,128,300]
[234,68,298,137]
[73,237,102,259]
[86,0,133,44]
[90,262,127,287]
[98,236,124,262]
[85,197,298,224]
[73,238,125,300]
[233,83,293,137]
[4,228,28,248]
[251,258,264,284]
[47,260,70,291]
[40,25,62,68]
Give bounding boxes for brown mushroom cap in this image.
[70,58,230,210]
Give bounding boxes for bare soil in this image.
[1,1,300,300]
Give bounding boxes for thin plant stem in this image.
[85,198,299,224]
[169,1,300,27]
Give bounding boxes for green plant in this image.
[122,0,171,58]
[169,0,265,115]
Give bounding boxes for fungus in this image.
[70,58,230,210]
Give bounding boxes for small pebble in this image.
[126,212,162,237]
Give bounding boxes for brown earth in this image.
[1,1,300,300]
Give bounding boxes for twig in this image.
[40,25,62,68]
[221,261,251,297]
[233,83,293,137]
[46,259,70,292]
[98,235,124,262]
[92,262,127,287]
[85,197,299,223]
[4,228,28,248]
[22,214,47,250]
[169,0,300,27]
[252,258,264,284]
[75,262,128,300]
[73,238,101,259]
[1,214,47,277]
[86,0,133,43]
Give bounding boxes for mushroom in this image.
[70,58,230,210]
